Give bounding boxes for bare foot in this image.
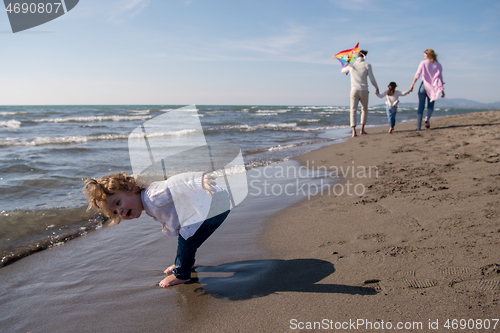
[164,264,175,275]
[360,125,367,135]
[388,127,393,134]
[159,274,190,287]
[352,132,357,137]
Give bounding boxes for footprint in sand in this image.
[403,278,439,289]
[396,270,416,277]
[363,279,384,293]
[481,263,500,276]
[374,205,389,214]
[396,266,487,290]
[443,264,500,291]
[358,233,387,242]
[451,279,500,291]
[438,266,472,276]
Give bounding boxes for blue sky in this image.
[1,0,499,105]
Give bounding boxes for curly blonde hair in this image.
[425,49,437,63]
[83,172,144,225]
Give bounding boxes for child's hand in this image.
[202,173,217,197]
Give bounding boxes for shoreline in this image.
[0,107,489,269]
[0,159,336,332]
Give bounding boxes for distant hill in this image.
[436,98,500,107]
[395,98,500,108]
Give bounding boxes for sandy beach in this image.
[1,111,499,332]
[261,110,500,331]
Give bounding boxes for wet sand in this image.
[0,162,333,332]
[1,111,499,332]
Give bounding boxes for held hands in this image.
[202,173,217,197]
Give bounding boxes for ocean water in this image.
[0,104,490,267]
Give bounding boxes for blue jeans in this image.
[172,211,230,280]
[386,105,397,128]
[417,82,435,118]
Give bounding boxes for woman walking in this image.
[409,49,445,130]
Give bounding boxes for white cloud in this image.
[149,25,330,64]
[221,26,308,56]
[201,25,335,64]
[108,0,151,21]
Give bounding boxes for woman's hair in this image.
[83,172,144,225]
[359,50,368,58]
[387,82,397,96]
[425,49,437,63]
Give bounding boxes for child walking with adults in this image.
[376,82,411,133]
[409,49,445,130]
[341,50,380,137]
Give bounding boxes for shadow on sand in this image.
[188,259,377,300]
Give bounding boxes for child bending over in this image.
[376,82,411,133]
[83,171,230,287]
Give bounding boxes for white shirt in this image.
[376,89,411,107]
[341,57,379,92]
[141,172,216,240]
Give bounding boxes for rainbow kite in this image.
[332,43,360,74]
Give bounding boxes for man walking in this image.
[341,50,379,137]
